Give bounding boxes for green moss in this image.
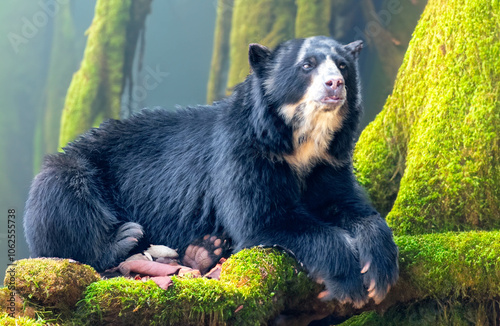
[4,232,500,324]
[0,313,50,326]
[294,0,331,38]
[0,287,23,318]
[395,231,500,300]
[354,0,500,235]
[227,0,296,89]
[76,248,316,325]
[341,299,499,326]
[206,0,234,103]
[342,231,500,325]
[58,0,132,149]
[4,258,100,314]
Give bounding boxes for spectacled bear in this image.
[24,36,398,306]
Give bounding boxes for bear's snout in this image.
[322,77,345,103]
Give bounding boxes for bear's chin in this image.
[318,100,345,112]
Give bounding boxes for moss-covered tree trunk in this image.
[58,0,152,149]
[294,0,331,38]
[351,0,500,322]
[226,0,296,89]
[33,2,77,171]
[354,0,500,234]
[4,231,500,325]
[206,0,234,103]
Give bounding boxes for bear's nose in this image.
[325,78,344,90]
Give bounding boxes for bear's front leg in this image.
[304,164,399,304]
[233,216,371,308]
[349,213,399,304]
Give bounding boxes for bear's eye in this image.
[302,62,314,71]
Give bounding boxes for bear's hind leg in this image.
[181,234,232,274]
[23,154,142,271]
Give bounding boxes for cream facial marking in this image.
[280,58,348,175]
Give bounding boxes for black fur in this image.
[24,36,398,304]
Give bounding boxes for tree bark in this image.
[58,0,152,149]
[354,0,500,233]
[206,0,234,104]
[33,1,78,171]
[227,0,296,89]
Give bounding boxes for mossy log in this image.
[58,0,152,149]
[353,0,500,234]
[3,231,500,325]
[4,259,100,314]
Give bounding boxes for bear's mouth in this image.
[321,96,344,104]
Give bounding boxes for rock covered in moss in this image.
[4,258,100,312]
[353,0,500,235]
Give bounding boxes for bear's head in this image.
[247,36,363,173]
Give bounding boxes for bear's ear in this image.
[249,43,271,77]
[344,40,363,60]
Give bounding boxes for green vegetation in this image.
[206,0,234,103]
[341,300,498,326]
[354,0,500,235]
[227,0,296,89]
[4,258,100,315]
[294,0,331,38]
[75,248,315,326]
[0,313,50,326]
[58,0,149,149]
[33,1,77,171]
[395,231,500,300]
[58,0,132,148]
[4,231,500,325]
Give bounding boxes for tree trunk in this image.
[206,0,234,104]
[294,0,331,38]
[58,0,152,149]
[226,0,296,90]
[354,0,500,234]
[33,1,78,172]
